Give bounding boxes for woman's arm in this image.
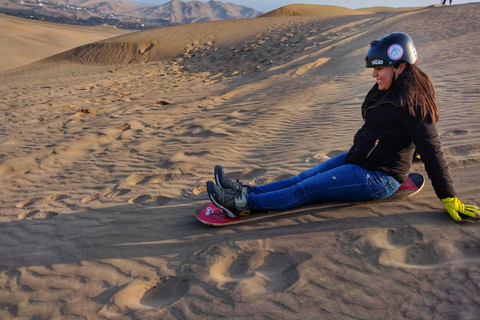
[406,115,479,221]
[405,115,456,199]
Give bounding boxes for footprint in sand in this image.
[386,226,423,247]
[255,252,312,293]
[403,242,447,266]
[140,276,190,308]
[404,240,480,267]
[453,241,480,259]
[99,277,189,315]
[209,249,311,296]
[355,226,423,252]
[81,187,131,203]
[360,227,480,268]
[15,194,67,208]
[128,195,171,206]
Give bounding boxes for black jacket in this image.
[347,83,456,199]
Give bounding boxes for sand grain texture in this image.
[1,4,480,320]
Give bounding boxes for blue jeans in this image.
[246,153,400,211]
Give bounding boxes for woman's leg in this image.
[250,153,349,194]
[246,163,401,211]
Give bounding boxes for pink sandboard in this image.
[196,173,425,226]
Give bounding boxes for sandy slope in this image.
[1,4,480,320]
[260,4,375,16]
[0,14,133,72]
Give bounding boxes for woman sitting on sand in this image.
[206,32,479,221]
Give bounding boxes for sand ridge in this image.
[260,4,374,16]
[0,13,134,72]
[1,3,480,320]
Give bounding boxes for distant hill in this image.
[260,4,373,17]
[0,0,262,28]
[137,0,261,23]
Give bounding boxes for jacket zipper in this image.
[365,139,379,160]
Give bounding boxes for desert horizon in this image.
[0,3,444,72]
[1,3,480,319]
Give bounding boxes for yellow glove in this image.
[442,197,480,221]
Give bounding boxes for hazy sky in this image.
[133,0,476,12]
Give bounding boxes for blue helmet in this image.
[365,32,418,68]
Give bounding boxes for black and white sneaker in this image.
[214,165,250,196]
[206,181,247,218]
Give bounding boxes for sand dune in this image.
[1,3,480,320]
[261,4,433,16]
[0,13,133,72]
[42,17,297,65]
[261,4,374,17]
[357,5,438,14]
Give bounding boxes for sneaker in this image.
[214,165,250,196]
[206,181,247,218]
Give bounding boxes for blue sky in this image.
[132,0,476,12]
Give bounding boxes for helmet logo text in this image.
[371,59,384,65]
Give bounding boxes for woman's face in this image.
[372,66,394,91]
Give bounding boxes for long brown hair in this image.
[395,64,439,123]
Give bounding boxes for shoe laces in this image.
[231,187,247,211]
[232,187,244,199]
[235,179,251,195]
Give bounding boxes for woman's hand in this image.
[442,197,480,221]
